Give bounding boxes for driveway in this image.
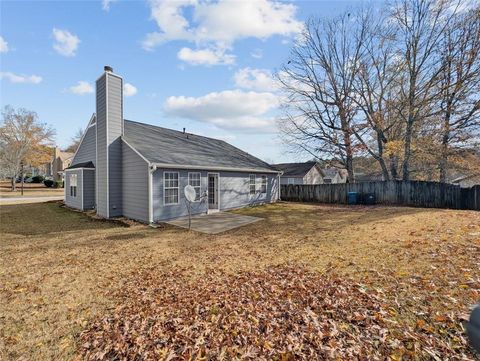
[0,196,64,205]
[165,212,263,234]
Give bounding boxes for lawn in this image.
[0,181,64,198]
[0,202,479,360]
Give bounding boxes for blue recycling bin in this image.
[348,192,358,205]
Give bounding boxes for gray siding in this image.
[108,75,123,216]
[65,169,82,210]
[153,169,279,221]
[122,142,149,222]
[96,71,123,218]
[83,169,96,209]
[96,75,108,217]
[72,125,96,166]
[219,172,279,210]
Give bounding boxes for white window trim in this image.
[249,174,256,195]
[261,175,267,194]
[188,172,202,202]
[69,173,78,198]
[163,171,180,206]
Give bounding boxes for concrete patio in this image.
[164,212,263,234]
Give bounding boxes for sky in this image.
[1,0,364,163]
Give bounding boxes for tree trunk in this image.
[389,154,399,180]
[402,117,413,181]
[343,129,355,182]
[376,132,390,181]
[11,176,16,191]
[439,106,451,183]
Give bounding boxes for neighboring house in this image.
[450,174,480,188]
[64,66,280,223]
[273,162,324,185]
[51,147,74,181]
[322,167,347,184]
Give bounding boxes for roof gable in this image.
[272,162,319,177]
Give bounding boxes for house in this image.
[273,162,324,185]
[450,174,480,188]
[322,167,348,184]
[51,147,74,181]
[37,147,74,181]
[64,66,280,223]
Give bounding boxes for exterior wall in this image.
[108,75,123,217]
[82,169,96,209]
[122,142,149,222]
[152,169,279,221]
[304,166,323,185]
[65,169,82,210]
[280,176,304,185]
[96,71,123,218]
[73,125,96,166]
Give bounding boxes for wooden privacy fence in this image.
[280,181,480,211]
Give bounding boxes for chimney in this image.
[95,65,123,218]
[183,127,185,134]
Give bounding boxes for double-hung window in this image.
[188,172,201,201]
[288,178,295,185]
[164,172,179,205]
[70,174,77,197]
[249,174,256,195]
[260,175,267,194]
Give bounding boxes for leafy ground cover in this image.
[0,201,479,360]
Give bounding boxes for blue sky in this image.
[1,0,363,163]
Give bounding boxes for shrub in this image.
[31,175,44,183]
[44,179,54,188]
[54,180,64,188]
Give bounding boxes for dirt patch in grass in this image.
[0,202,479,360]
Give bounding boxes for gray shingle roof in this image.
[272,162,319,177]
[123,120,277,173]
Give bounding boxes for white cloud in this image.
[164,90,279,130]
[177,47,235,66]
[102,0,117,11]
[124,83,137,96]
[234,68,278,92]
[52,28,80,57]
[0,72,42,84]
[68,81,94,95]
[0,36,8,53]
[142,0,303,65]
[250,48,263,59]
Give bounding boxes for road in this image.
[0,196,64,205]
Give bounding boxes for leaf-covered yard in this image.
[0,202,479,360]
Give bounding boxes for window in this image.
[288,178,295,185]
[188,172,201,201]
[324,178,332,184]
[164,172,179,205]
[249,174,256,195]
[69,173,77,197]
[261,175,267,194]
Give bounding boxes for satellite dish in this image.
[184,185,196,203]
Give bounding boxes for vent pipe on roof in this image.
[183,127,186,134]
[104,65,113,73]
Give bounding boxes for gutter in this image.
[152,162,280,174]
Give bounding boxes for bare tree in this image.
[277,14,368,181]
[0,106,55,190]
[348,7,405,180]
[65,127,84,153]
[389,0,459,180]
[436,6,480,182]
